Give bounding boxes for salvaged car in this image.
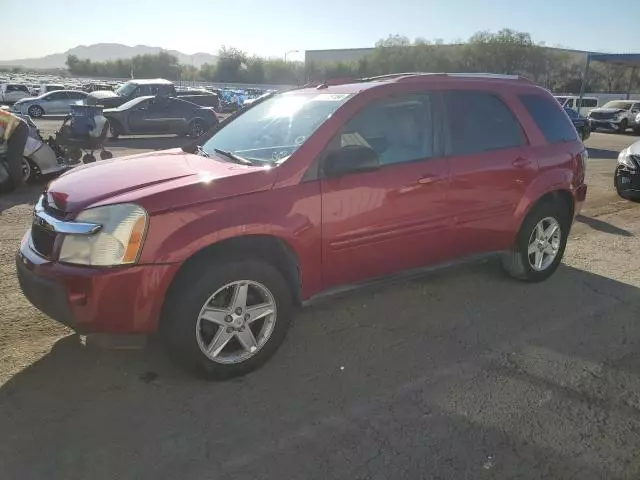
[17,73,587,379]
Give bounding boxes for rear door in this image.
[320,92,452,288]
[444,89,536,255]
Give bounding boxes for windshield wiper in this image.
[196,145,210,157]
[213,148,254,166]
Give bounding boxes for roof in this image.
[295,72,533,94]
[588,53,640,68]
[128,78,173,85]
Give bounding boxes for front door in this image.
[443,90,537,255]
[126,99,157,134]
[45,91,69,114]
[320,92,452,289]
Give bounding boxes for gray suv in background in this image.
[588,100,640,134]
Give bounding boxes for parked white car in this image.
[1,83,31,104]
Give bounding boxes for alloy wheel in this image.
[21,158,31,182]
[527,217,561,271]
[195,280,277,364]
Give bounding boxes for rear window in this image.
[519,94,578,144]
[444,91,526,156]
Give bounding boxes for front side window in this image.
[47,92,68,101]
[444,91,526,155]
[519,94,578,144]
[115,82,138,97]
[201,92,353,164]
[335,94,436,166]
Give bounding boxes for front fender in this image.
[514,168,574,225]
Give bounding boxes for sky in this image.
[3,0,640,61]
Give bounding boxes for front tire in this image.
[501,201,570,282]
[617,119,628,134]
[162,259,293,379]
[27,105,44,118]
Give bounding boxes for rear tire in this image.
[108,120,120,139]
[82,153,96,164]
[634,125,640,136]
[162,259,293,379]
[187,119,206,138]
[501,200,571,282]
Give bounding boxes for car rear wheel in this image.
[27,105,44,118]
[187,119,206,138]
[162,259,293,379]
[501,201,570,282]
[22,158,33,183]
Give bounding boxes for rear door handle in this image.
[512,157,531,168]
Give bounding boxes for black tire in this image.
[617,119,628,134]
[501,200,571,282]
[82,153,96,164]
[162,259,293,379]
[27,105,44,118]
[634,125,640,136]
[187,119,206,138]
[100,150,113,160]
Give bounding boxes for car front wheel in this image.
[501,201,570,282]
[162,259,293,379]
[27,105,44,118]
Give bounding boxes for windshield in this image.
[115,82,138,97]
[603,101,633,110]
[201,92,353,164]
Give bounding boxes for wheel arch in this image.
[28,103,45,116]
[160,234,303,330]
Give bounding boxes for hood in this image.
[89,90,119,100]
[629,140,640,157]
[590,108,625,114]
[46,149,277,214]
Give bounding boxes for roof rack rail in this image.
[442,73,531,81]
[359,72,432,82]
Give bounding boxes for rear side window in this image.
[577,98,598,108]
[519,94,578,144]
[444,91,526,156]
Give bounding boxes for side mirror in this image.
[323,144,381,178]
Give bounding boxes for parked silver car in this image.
[11,90,87,118]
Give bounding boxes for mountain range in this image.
[0,44,218,69]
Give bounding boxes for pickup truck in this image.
[587,100,640,134]
[86,78,219,110]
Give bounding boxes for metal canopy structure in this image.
[578,53,640,106]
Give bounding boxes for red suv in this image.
[17,73,588,378]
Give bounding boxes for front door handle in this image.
[417,174,440,185]
[512,157,531,168]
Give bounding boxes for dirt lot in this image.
[1,128,640,479]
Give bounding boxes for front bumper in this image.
[615,165,640,199]
[589,119,623,131]
[16,232,181,334]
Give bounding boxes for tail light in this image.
[575,149,587,184]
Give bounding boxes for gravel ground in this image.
[1,129,640,479]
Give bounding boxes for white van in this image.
[554,96,599,116]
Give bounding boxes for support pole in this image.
[626,67,637,100]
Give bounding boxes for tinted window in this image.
[444,91,525,155]
[337,94,436,166]
[519,94,578,144]
[7,84,29,93]
[47,92,69,101]
[68,92,87,100]
[577,98,598,108]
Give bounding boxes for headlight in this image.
[59,203,148,266]
[617,148,638,170]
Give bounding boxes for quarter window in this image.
[519,94,578,144]
[444,91,526,155]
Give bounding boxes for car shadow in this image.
[108,136,188,151]
[587,147,619,160]
[1,263,639,479]
[575,214,634,237]
[0,182,44,213]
